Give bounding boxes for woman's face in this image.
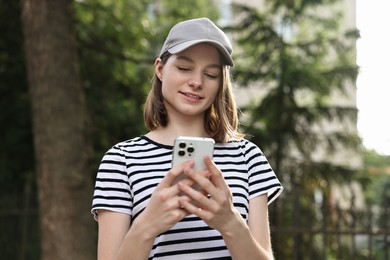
[156,43,222,120]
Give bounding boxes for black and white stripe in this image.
[92,136,282,259]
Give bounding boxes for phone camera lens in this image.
[187,146,194,153]
[178,150,185,156]
[179,142,186,148]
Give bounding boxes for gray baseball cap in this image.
[159,17,234,67]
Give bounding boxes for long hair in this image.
[143,52,244,143]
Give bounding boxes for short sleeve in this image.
[91,145,132,221]
[245,141,283,205]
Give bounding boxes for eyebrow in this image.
[176,55,222,69]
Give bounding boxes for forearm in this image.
[113,221,156,260]
[220,212,274,260]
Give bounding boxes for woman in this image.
[91,17,283,260]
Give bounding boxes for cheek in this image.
[160,73,172,92]
[206,85,220,108]
[210,83,221,99]
[160,76,177,101]
[210,91,218,103]
[160,81,169,98]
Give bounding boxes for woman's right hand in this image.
[131,160,203,239]
[100,160,205,260]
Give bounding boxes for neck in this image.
[146,114,208,146]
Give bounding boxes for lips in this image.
[180,91,203,100]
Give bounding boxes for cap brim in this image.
[167,40,234,67]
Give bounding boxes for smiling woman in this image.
[158,44,222,117]
[356,0,390,155]
[91,17,283,260]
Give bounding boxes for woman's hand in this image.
[177,157,241,234]
[131,160,209,239]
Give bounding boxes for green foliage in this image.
[364,149,390,168]
[229,1,360,175]
[2,0,375,258]
[73,0,221,165]
[361,149,390,204]
[1,1,221,258]
[228,1,361,258]
[74,0,153,163]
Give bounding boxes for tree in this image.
[15,0,221,258]
[20,0,95,259]
[0,0,38,258]
[227,1,361,258]
[74,0,221,161]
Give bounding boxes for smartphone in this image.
[172,136,215,170]
[172,136,215,190]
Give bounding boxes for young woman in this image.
[91,17,283,260]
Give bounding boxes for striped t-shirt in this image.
[91,136,283,259]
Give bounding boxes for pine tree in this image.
[227,1,361,258]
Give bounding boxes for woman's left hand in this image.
[177,156,241,234]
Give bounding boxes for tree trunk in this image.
[20,0,96,259]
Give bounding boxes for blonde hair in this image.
[144,52,244,143]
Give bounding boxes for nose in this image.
[188,73,202,88]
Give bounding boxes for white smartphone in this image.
[172,136,215,170]
[172,136,215,190]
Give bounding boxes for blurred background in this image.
[0,0,389,259]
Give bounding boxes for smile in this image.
[180,92,203,100]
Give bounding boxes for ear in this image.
[155,58,163,81]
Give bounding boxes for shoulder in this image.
[217,138,263,155]
[99,136,152,163]
[110,136,149,150]
[102,136,172,166]
[106,136,165,155]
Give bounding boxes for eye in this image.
[205,73,218,79]
[177,66,191,72]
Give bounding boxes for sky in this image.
[356,0,390,155]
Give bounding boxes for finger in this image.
[176,195,192,213]
[157,160,194,189]
[169,207,191,223]
[183,167,214,195]
[178,180,218,211]
[175,167,211,188]
[179,196,212,219]
[201,158,233,205]
[204,157,226,189]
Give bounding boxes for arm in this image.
[98,210,160,260]
[217,195,274,260]
[178,157,274,260]
[97,160,208,260]
[247,195,274,258]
